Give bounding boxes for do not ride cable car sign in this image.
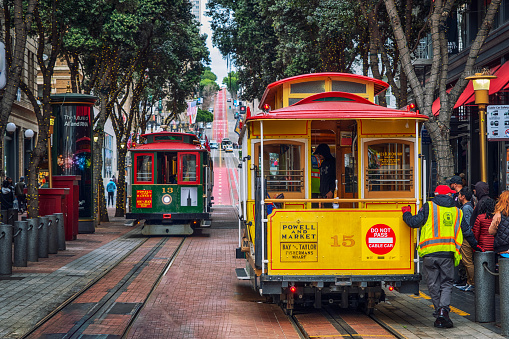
[366,224,396,255]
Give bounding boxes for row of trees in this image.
[208,0,502,182]
[1,0,210,219]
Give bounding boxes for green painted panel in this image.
[131,184,204,214]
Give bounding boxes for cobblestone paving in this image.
[127,228,299,339]
[375,290,506,338]
[0,220,143,338]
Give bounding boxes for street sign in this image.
[487,105,509,140]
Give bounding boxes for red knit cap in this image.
[434,185,455,195]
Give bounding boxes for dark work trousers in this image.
[423,256,454,313]
[108,192,114,207]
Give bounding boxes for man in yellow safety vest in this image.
[402,185,479,328]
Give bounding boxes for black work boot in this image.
[434,307,453,328]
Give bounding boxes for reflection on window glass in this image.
[182,154,197,182]
[257,143,302,192]
[136,155,153,182]
[366,143,412,191]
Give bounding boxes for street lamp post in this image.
[466,72,497,182]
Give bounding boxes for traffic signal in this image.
[240,106,246,114]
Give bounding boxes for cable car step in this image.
[201,220,212,228]
[235,268,250,280]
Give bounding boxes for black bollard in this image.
[47,215,58,254]
[55,213,66,251]
[0,223,13,275]
[474,251,496,322]
[27,218,39,262]
[500,258,509,336]
[13,221,28,267]
[7,208,18,226]
[38,216,49,258]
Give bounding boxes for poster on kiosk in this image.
[487,105,509,140]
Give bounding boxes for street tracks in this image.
[23,236,186,339]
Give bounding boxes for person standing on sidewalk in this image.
[472,197,496,251]
[107,178,117,207]
[402,185,465,328]
[489,191,509,258]
[447,175,463,207]
[14,176,26,213]
[457,187,476,291]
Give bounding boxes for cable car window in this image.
[366,142,412,192]
[289,98,302,105]
[157,152,178,184]
[178,152,200,184]
[290,81,325,94]
[332,81,366,93]
[256,142,303,193]
[135,154,153,183]
[155,135,182,141]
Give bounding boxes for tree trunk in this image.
[93,92,109,222]
[115,146,128,217]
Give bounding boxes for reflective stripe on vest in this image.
[418,201,463,265]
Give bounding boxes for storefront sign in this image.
[487,105,509,140]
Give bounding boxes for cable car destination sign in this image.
[280,222,318,261]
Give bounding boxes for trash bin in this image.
[52,176,80,240]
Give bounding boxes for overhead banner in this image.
[487,105,509,140]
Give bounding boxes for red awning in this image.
[490,62,509,94]
[432,64,504,115]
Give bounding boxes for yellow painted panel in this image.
[267,209,414,275]
[360,120,415,136]
[252,120,308,137]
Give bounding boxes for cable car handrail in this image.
[264,198,417,203]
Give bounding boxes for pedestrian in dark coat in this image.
[470,181,490,229]
[472,198,496,252]
[0,180,14,209]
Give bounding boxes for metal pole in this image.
[260,121,265,273]
[474,251,496,322]
[38,216,49,258]
[500,258,509,336]
[47,214,58,254]
[479,104,488,182]
[0,223,13,275]
[27,218,39,262]
[13,221,28,267]
[55,213,66,251]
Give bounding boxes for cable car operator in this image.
[313,143,336,208]
[402,185,481,329]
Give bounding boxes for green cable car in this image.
[126,132,213,235]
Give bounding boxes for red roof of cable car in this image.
[259,72,390,109]
[130,131,205,151]
[247,92,429,121]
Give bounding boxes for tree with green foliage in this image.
[382,0,502,182]
[222,71,239,99]
[196,109,214,123]
[0,0,37,184]
[208,0,368,101]
[200,67,220,111]
[63,0,209,218]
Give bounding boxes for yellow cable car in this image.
[236,73,428,314]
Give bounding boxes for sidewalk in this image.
[0,213,141,338]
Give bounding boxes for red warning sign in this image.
[366,224,396,255]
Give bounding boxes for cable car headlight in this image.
[162,194,172,205]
